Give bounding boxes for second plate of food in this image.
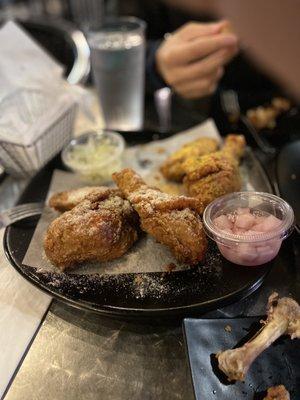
[183,307,299,399]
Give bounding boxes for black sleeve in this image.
[146,39,168,93]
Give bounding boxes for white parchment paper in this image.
[23,119,223,275]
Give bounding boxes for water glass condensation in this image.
[89,17,146,131]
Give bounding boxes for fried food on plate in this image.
[49,186,122,212]
[246,97,291,130]
[113,168,207,265]
[44,190,139,270]
[217,292,300,382]
[183,154,241,207]
[183,134,245,207]
[263,385,290,400]
[222,134,246,162]
[160,137,219,182]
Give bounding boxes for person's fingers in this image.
[188,45,238,76]
[216,67,225,79]
[175,21,226,41]
[175,70,221,99]
[170,47,235,85]
[176,81,218,99]
[176,69,220,92]
[170,33,238,65]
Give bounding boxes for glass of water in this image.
[88,17,146,132]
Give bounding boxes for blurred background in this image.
[0,0,295,128]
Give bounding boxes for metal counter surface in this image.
[4,234,299,400]
[4,302,194,400]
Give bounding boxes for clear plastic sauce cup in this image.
[62,130,124,184]
[203,192,294,266]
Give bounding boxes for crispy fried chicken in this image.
[160,137,219,182]
[263,385,290,400]
[49,186,122,212]
[44,190,139,270]
[183,134,245,207]
[112,168,207,265]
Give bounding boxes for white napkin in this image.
[0,229,51,398]
[0,20,64,96]
[0,21,87,146]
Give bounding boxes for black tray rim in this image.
[3,234,269,317]
[3,146,274,318]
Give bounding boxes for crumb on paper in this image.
[165,263,177,272]
[139,159,152,168]
[155,147,166,154]
[134,275,143,285]
[224,324,232,333]
[154,174,161,181]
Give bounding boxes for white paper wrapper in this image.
[22,168,191,275]
[0,21,92,146]
[22,120,252,275]
[0,21,64,95]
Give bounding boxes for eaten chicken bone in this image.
[263,385,290,400]
[216,292,300,381]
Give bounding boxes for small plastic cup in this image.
[203,192,294,266]
[62,130,125,184]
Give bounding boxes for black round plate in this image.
[4,154,273,319]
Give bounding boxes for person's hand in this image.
[156,21,238,99]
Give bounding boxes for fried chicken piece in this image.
[49,186,122,212]
[182,134,245,173]
[112,168,207,265]
[182,134,245,207]
[222,134,246,161]
[217,293,300,382]
[160,137,219,182]
[246,98,291,130]
[247,106,278,130]
[44,190,139,270]
[263,385,290,400]
[183,153,242,207]
[271,97,291,113]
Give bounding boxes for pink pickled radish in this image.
[268,239,282,252]
[232,227,246,235]
[236,207,250,215]
[243,229,260,236]
[252,215,282,232]
[238,243,258,262]
[235,213,256,230]
[213,209,283,266]
[253,216,266,224]
[214,215,233,231]
[255,244,273,254]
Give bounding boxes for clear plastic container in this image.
[62,130,125,184]
[203,192,294,266]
